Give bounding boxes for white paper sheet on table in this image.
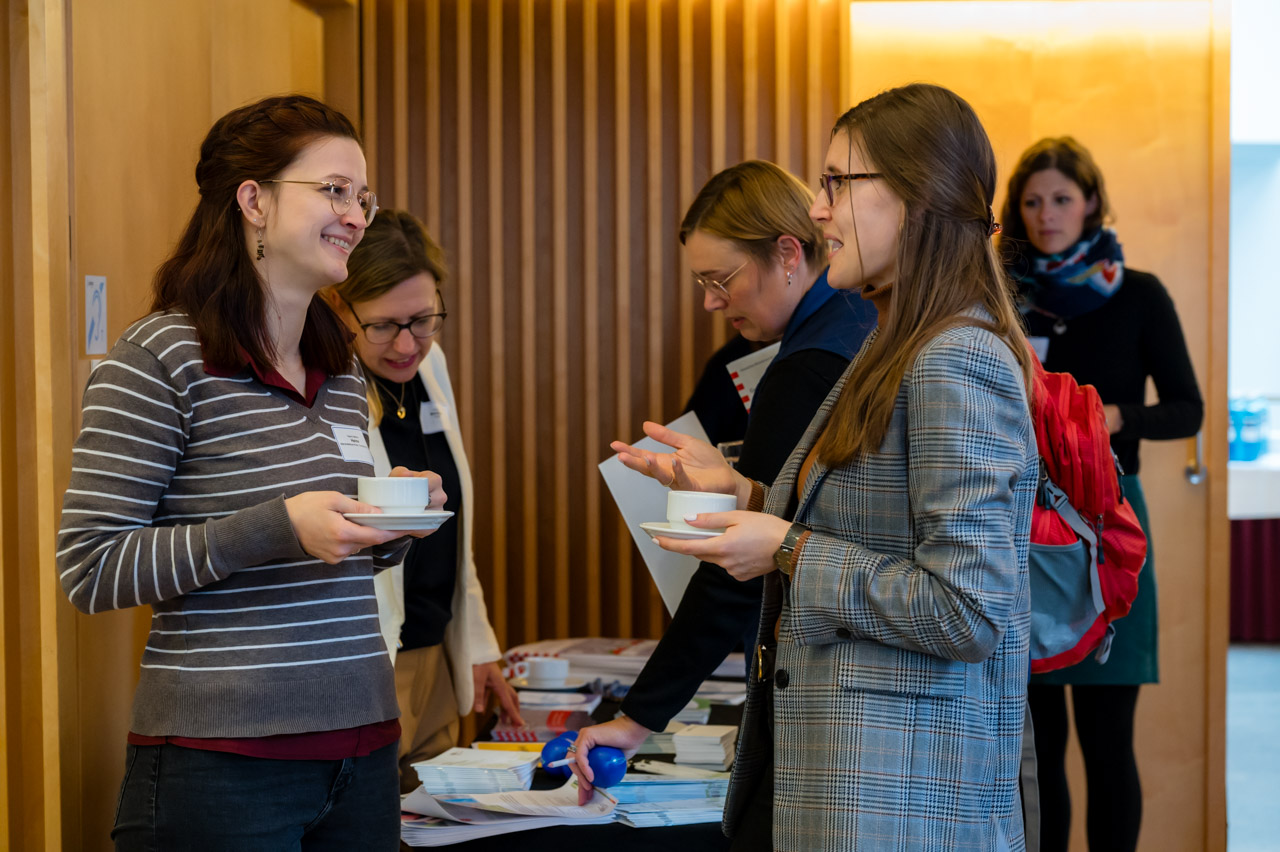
[598,410,710,616]
[403,778,615,820]
[400,782,615,846]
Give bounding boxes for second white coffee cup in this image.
[511,656,570,687]
[666,490,737,532]
[357,476,430,514]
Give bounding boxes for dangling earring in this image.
[787,269,793,287]
[256,228,265,261]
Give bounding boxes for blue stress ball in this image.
[539,732,628,787]
[540,731,579,779]
[585,745,628,788]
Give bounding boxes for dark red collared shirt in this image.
[203,350,329,408]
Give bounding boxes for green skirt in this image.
[1030,474,1158,686]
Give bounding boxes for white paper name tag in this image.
[420,401,446,436]
[1028,335,1050,363]
[331,425,375,464]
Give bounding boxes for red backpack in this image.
[1027,352,1147,673]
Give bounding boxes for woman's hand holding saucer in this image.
[611,420,750,505]
[651,510,792,582]
[285,491,403,563]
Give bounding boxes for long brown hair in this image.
[998,135,1111,269]
[818,84,1033,467]
[150,95,360,376]
[329,210,449,425]
[678,160,827,270]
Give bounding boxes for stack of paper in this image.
[671,698,712,725]
[412,748,539,794]
[673,725,738,771]
[609,773,730,804]
[694,678,748,706]
[615,797,727,828]
[505,637,745,683]
[639,720,688,755]
[489,708,596,743]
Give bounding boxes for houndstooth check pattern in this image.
[724,323,1037,851]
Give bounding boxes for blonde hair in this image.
[818,84,1033,466]
[679,160,827,270]
[328,210,448,426]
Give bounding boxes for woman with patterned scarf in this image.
[999,136,1203,852]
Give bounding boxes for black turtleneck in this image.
[372,373,461,650]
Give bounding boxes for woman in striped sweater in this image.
[56,95,441,851]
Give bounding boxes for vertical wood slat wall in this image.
[362,0,849,650]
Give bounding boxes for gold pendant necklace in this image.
[374,375,409,419]
[393,382,407,419]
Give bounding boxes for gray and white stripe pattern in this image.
[56,312,406,738]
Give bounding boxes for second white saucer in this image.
[639,521,725,541]
[343,510,454,531]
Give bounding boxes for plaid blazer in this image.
[724,323,1037,851]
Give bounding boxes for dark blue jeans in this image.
[111,741,401,851]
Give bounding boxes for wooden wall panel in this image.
[363,0,847,647]
[4,3,74,850]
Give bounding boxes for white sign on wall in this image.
[85,275,107,355]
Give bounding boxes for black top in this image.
[1022,269,1203,475]
[683,334,758,448]
[619,282,872,733]
[373,374,462,650]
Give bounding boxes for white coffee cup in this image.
[666,490,737,532]
[357,476,430,514]
[511,656,570,688]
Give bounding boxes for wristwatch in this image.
[773,522,810,576]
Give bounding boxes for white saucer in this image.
[640,521,725,541]
[343,510,454,531]
[508,676,590,692]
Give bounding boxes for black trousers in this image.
[1028,683,1143,852]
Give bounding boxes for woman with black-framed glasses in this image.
[323,209,524,794]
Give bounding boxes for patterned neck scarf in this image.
[1013,226,1126,322]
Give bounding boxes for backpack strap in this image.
[1040,477,1106,618]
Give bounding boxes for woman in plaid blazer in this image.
[602,84,1038,850]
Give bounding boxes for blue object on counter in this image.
[1230,398,1246,461]
[1232,397,1270,462]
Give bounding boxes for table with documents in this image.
[399,700,741,850]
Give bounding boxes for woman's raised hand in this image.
[610,421,751,505]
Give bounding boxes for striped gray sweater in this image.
[56,312,408,738]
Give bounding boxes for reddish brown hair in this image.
[150,95,360,375]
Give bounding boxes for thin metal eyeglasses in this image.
[259,177,379,224]
[693,259,750,300]
[344,291,447,344]
[819,172,883,205]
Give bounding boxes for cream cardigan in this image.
[371,342,504,716]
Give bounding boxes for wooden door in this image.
[845,1,1230,849]
[63,2,357,848]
